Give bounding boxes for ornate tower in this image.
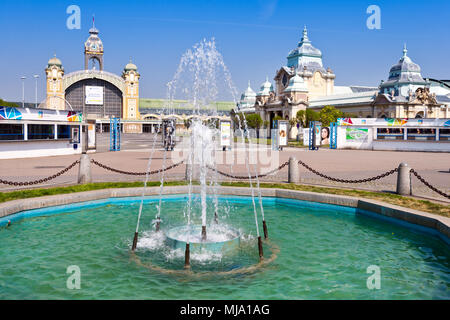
[84,18,104,70]
[45,55,65,110]
[122,60,140,120]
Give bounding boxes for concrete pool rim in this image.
[0,185,449,245]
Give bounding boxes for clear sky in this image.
[0,0,449,103]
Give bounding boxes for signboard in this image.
[85,86,104,105]
[346,128,369,141]
[220,121,231,147]
[88,124,96,149]
[0,106,82,122]
[278,121,288,146]
[337,118,450,127]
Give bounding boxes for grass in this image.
[233,137,271,145]
[0,181,447,217]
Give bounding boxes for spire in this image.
[300,25,310,44]
[402,43,408,58]
[89,15,99,34]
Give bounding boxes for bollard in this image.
[185,163,199,182]
[185,163,191,182]
[396,162,411,196]
[77,153,92,184]
[288,156,300,184]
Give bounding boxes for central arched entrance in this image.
[65,78,123,119]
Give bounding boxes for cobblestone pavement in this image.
[0,141,448,203]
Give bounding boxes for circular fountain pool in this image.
[0,195,449,300]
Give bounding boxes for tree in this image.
[245,114,263,129]
[0,99,19,108]
[296,109,320,127]
[318,106,343,127]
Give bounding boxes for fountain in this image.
[131,38,271,272]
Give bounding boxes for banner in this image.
[85,86,104,105]
[278,121,288,146]
[346,128,369,141]
[220,121,231,147]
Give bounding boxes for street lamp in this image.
[21,76,26,108]
[33,75,39,108]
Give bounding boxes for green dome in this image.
[47,56,62,67]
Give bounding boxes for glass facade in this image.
[65,78,122,119]
[0,124,24,141]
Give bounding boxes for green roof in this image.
[139,99,235,111]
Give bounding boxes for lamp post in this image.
[21,76,26,108]
[33,75,39,108]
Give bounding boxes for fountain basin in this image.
[165,224,240,253]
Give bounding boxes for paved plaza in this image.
[0,134,448,203]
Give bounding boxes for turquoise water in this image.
[0,195,448,300]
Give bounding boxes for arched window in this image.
[415,112,424,119]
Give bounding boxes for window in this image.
[57,125,71,139]
[407,128,436,141]
[0,124,24,141]
[438,128,450,141]
[376,128,404,140]
[28,124,54,140]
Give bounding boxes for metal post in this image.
[34,75,39,108]
[396,162,411,196]
[21,76,26,108]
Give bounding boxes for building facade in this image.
[43,22,141,124]
[238,27,450,132]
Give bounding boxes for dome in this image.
[47,55,62,67]
[287,26,325,73]
[257,77,274,96]
[284,73,308,93]
[387,45,422,79]
[85,23,104,54]
[288,26,322,57]
[124,61,138,71]
[380,45,427,92]
[239,81,257,109]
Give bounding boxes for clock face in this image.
[91,44,98,51]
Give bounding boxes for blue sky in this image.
[0,0,449,102]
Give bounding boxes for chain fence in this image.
[207,161,289,180]
[90,159,185,176]
[0,160,80,186]
[297,159,399,184]
[410,169,450,199]
[0,156,448,200]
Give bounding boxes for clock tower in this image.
[84,18,104,70]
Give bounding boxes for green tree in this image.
[296,109,320,127]
[0,99,19,108]
[245,113,263,129]
[318,106,343,127]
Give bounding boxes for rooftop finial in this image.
[300,25,310,44]
[403,43,408,57]
[248,80,251,88]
